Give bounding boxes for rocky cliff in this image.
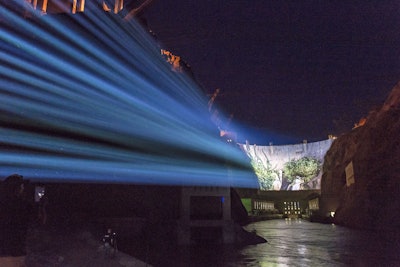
[320,82,400,231]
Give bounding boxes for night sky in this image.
[144,1,400,144]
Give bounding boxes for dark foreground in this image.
[25,224,150,267]
[24,218,400,267]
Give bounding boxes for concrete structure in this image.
[178,186,235,244]
[253,199,275,212]
[238,189,321,218]
[239,139,334,190]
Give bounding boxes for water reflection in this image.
[123,219,400,266]
[240,219,400,267]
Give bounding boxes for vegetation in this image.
[240,198,252,213]
[283,157,321,183]
[250,159,277,190]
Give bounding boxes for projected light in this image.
[0,3,256,187]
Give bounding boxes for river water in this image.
[125,219,400,267]
[239,219,400,267]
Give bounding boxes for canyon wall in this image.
[320,82,400,231]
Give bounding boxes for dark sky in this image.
[144,1,400,144]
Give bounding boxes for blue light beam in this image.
[0,4,257,188]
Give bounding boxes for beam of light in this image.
[0,3,257,188]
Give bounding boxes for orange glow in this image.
[42,0,48,13]
[328,134,337,140]
[103,0,124,13]
[103,2,111,12]
[72,0,77,13]
[114,0,124,14]
[208,88,220,111]
[79,0,85,12]
[161,49,182,72]
[72,0,85,14]
[13,0,127,15]
[353,117,367,129]
[220,130,237,143]
[220,130,228,137]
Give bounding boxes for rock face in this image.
[320,82,400,231]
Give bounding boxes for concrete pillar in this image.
[178,187,191,244]
[178,186,234,245]
[303,139,307,153]
[222,190,231,220]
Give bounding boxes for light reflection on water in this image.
[125,219,400,267]
[239,219,400,267]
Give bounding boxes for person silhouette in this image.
[102,228,117,258]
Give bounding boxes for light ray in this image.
[0,3,257,188]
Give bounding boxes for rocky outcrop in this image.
[320,82,400,231]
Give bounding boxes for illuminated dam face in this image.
[0,4,256,187]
